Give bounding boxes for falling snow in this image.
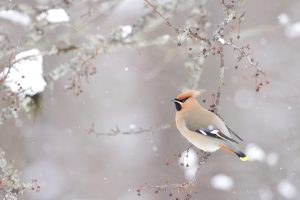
[278,13,300,38]
[210,174,234,191]
[278,13,290,26]
[266,153,279,166]
[129,124,136,130]
[277,180,297,199]
[245,143,266,162]
[258,187,273,200]
[152,146,158,152]
[285,21,300,38]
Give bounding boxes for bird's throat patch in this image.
[175,102,182,111]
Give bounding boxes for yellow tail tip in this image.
[240,156,249,161]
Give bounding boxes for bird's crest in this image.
[176,90,200,100]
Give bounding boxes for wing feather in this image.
[195,129,239,144]
[217,115,244,141]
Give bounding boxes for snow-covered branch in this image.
[0,148,39,200]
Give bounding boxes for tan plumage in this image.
[172,90,248,161]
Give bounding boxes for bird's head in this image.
[171,90,200,111]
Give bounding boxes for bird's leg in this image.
[198,150,211,165]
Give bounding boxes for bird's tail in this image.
[235,151,249,161]
[218,144,249,161]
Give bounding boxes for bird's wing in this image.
[183,108,239,144]
[217,114,244,141]
[226,125,244,141]
[195,129,239,144]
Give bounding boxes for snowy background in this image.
[1,0,300,200]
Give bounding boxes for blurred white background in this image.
[1,0,300,199]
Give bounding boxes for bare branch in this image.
[86,122,171,136]
[224,41,265,75]
[144,0,180,34]
[0,148,38,200]
[137,150,211,198]
[214,45,225,114]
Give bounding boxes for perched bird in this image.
[172,90,248,161]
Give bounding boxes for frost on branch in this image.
[0,148,38,200]
[0,49,46,124]
[39,8,70,23]
[0,10,31,26]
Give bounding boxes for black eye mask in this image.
[173,97,190,111]
[175,97,189,103]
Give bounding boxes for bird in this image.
[171,90,248,161]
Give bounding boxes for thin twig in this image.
[144,0,180,34]
[224,41,265,75]
[138,149,211,196]
[215,45,225,114]
[86,122,171,136]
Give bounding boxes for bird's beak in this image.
[171,99,181,104]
